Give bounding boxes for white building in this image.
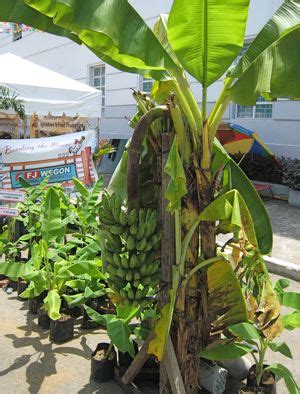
[0,0,299,175]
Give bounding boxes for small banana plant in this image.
[0,186,105,320]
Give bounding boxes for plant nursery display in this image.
[0,178,106,340]
[0,0,299,393]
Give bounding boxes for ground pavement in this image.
[0,275,299,393]
[265,200,300,265]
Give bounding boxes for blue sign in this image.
[10,163,77,189]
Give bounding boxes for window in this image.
[108,139,120,161]
[141,77,154,93]
[236,97,273,119]
[255,97,273,119]
[89,65,105,116]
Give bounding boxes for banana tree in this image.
[1,0,299,391]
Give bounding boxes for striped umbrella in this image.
[216,122,273,157]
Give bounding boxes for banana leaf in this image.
[213,140,272,255]
[23,0,175,79]
[72,177,89,198]
[44,289,61,320]
[168,0,250,86]
[0,0,80,43]
[230,0,300,103]
[207,260,248,333]
[41,188,64,245]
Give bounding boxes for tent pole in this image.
[96,117,100,149]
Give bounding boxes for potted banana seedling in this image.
[200,278,300,394]
[0,229,35,294]
[71,176,104,234]
[84,302,141,383]
[63,273,107,329]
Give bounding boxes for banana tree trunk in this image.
[172,167,215,394]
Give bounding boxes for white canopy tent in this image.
[0,53,102,117]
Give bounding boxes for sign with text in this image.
[0,130,98,190]
[11,164,77,188]
[31,113,86,138]
[0,207,19,217]
[0,189,25,203]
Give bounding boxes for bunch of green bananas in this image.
[99,191,161,306]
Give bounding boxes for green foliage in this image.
[230,0,300,104]
[41,188,63,245]
[84,303,140,357]
[22,0,175,78]
[214,141,273,254]
[0,180,108,320]
[281,158,300,191]
[199,340,253,361]
[265,364,299,394]
[0,0,80,43]
[168,0,250,87]
[0,86,25,119]
[1,1,299,388]
[164,136,187,211]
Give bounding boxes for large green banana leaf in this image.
[41,188,64,245]
[168,0,250,87]
[23,0,175,79]
[0,0,79,43]
[44,289,61,320]
[230,0,300,104]
[200,189,258,248]
[213,140,273,255]
[153,14,180,68]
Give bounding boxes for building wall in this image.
[0,0,299,163]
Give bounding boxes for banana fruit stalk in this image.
[99,191,161,306]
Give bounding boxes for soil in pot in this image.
[37,305,50,329]
[50,314,74,343]
[91,342,116,383]
[241,364,276,393]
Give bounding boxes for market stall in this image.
[0,52,102,137]
[0,53,102,189]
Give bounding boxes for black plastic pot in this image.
[241,364,276,393]
[81,308,99,329]
[118,341,139,367]
[17,280,28,297]
[118,341,158,384]
[37,305,50,329]
[60,299,81,318]
[97,296,116,315]
[68,306,82,318]
[91,342,116,383]
[50,314,74,343]
[28,298,40,314]
[8,280,18,291]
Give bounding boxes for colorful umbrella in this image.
[216,122,273,157]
